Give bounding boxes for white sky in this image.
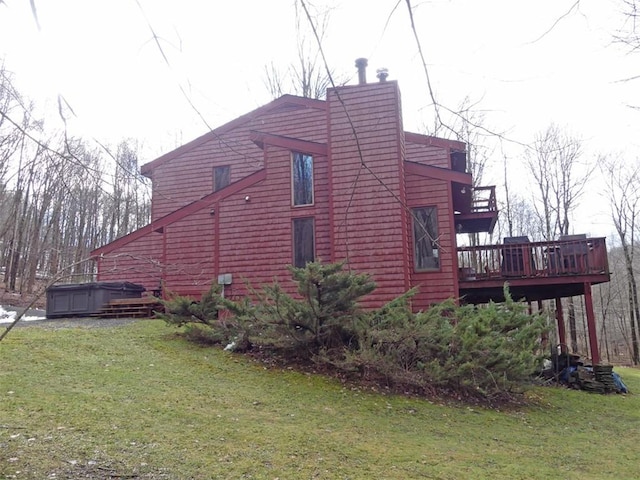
[0,0,638,238]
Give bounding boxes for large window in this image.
[293,217,315,268]
[292,152,314,206]
[412,207,439,271]
[213,165,230,192]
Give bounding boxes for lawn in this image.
[1,319,639,479]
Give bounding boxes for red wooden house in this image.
[92,63,610,362]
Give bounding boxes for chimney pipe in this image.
[355,58,368,85]
[376,68,389,82]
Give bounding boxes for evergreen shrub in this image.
[160,262,548,400]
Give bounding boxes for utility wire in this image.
[299,0,446,257]
[134,0,213,133]
[404,0,528,148]
[134,0,264,169]
[404,0,449,136]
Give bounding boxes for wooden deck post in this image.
[583,282,600,365]
[538,300,549,351]
[555,298,567,353]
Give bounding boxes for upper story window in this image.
[412,206,440,271]
[213,165,230,192]
[292,152,314,206]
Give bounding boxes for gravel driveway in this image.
[1,304,155,329]
[16,317,148,329]
[2,314,148,330]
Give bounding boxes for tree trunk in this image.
[627,267,640,364]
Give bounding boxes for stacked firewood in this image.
[572,365,616,394]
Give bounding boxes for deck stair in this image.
[95,296,164,318]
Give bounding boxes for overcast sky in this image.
[0,0,637,237]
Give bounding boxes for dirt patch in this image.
[0,289,46,309]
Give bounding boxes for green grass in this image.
[1,320,639,479]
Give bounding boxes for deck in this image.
[457,237,610,303]
[94,296,164,318]
[454,185,498,234]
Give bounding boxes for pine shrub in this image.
[158,284,250,349]
[161,263,548,401]
[355,287,548,399]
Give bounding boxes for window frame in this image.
[213,165,230,192]
[412,206,440,272]
[292,217,315,268]
[291,152,314,207]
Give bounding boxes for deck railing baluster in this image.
[457,237,609,283]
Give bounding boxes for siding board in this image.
[406,172,457,310]
[328,81,410,308]
[96,81,470,313]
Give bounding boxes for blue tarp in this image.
[612,372,629,394]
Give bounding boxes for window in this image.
[293,217,315,267]
[412,207,439,270]
[213,165,230,192]
[292,153,313,206]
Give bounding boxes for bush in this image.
[222,261,375,358]
[352,287,548,399]
[161,263,548,401]
[158,284,250,349]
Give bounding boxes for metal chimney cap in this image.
[376,68,389,82]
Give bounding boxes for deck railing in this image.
[471,186,497,214]
[457,237,609,281]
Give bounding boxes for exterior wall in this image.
[150,127,261,220]
[405,172,458,311]
[148,102,327,221]
[405,141,450,168]
[97,231,164,293]
[95,87,467,311]
[163,208,216,298]
[217,144,331,300]
[327,81,410,308]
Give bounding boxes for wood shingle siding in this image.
[98,232,163,292]
[93,79,488,311]
[163,209,216,297]
[327,81,410,309]
[406,172,457,310]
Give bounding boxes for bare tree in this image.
[498,190,538,240]
[0,64,151,295]
[263,3,345,99]
[525,124,594,354]
[615,0,640,51]
[525,124,592,241]
[106,139,151,242]
[601,155,640,364]
[0,66,25,188]
[612,0,640,109]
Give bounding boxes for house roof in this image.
[250,131,328,156]
[138,91,463,179]
[140,95,326,177]
[405,161,472,185]
[404,131,466,152]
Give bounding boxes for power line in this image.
[298,0,447,257]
